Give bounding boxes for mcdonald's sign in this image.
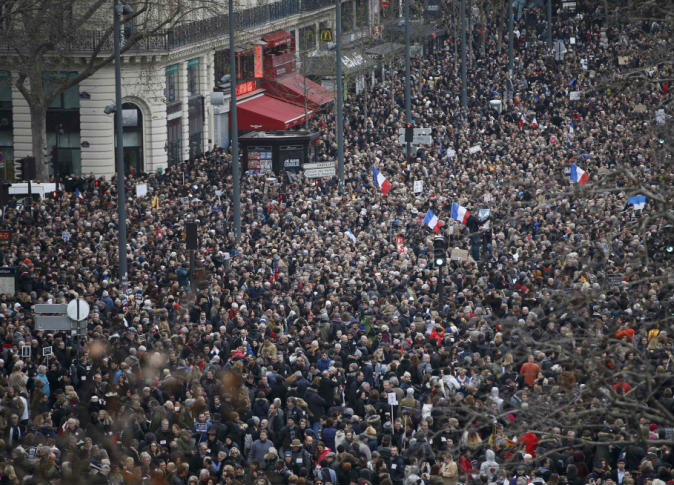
[320,29,333,41]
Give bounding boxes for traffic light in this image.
[433,235,446,266]
[405,123,414,143]
[0,181,9,206]
[17,157,36,181]
[185,221,198,250]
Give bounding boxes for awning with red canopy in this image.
[236,94,313,131]
[262,30,294,49]
[263,73,334,109]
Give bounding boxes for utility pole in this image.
[547,0,552,51]
[404,0,411,163]
[460,0,467,109]
[507,0,514,103]
[229,0,241,242]
[113,0,128,284]
[508,0,514,77]
[336,0,345,192]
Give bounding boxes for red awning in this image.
[262,30,294,49]
[236,94,312,131]
[263,73,334,109]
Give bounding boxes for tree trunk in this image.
[20,70,51,182]
[30,102,48,181]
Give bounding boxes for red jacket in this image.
[429,327,445,345]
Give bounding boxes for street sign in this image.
[398,135,432,145]
[35,315,72,330]
[398,127,431,135]
[35,304,68,313]
[0,266,14,295]
[67,299,90,321]
[34,300,88,333]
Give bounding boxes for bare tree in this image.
[0,0,220,180]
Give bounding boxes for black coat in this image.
[303,387,327,421]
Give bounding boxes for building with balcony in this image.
[0,0,384,177]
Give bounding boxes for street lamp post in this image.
[113,0,131,284]
[547,0,552,51]
[460,0,467,109]
[336,0,345,193]
[229,0,241,242]
[404,0,412,164]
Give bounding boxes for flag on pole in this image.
[345,228,357,243]
[423,209,443,233]
[519,113,526,128]
[451,202,470,224]
[570,163,589,185]
[372,166,392,195]
[76,188,84,200]
[531,116,538,129]
[628,195,646,210]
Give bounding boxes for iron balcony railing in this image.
[0,0,335,54]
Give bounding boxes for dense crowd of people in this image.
[0,0,673,484]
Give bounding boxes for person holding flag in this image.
[424,209,443,233]
[570,163,589,185]
[373,166,392,195]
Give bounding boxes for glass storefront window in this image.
[44,71,81,176]
[0,71,12,176]
[187,58,200,96]
[166,64,179,103]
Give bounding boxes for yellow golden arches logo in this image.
[320,29,333,41]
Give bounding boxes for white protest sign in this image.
[43,346,53,357]
[414,180,423,193]
[569,91,582,101]
[469,145,482,154]
[570,37,576,45]
[479,209,491,230]
[387,392,398,406]
[446,148,456,158]
[136,183,148,198]
[656,109,665,125]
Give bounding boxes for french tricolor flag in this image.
[570,163,589,185]
[423,209,443,233]
[373,166,391,195]
[76,188,84,200]
[531,116,538,129]
[451,202,470,224]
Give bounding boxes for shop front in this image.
[239,130,320,175]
